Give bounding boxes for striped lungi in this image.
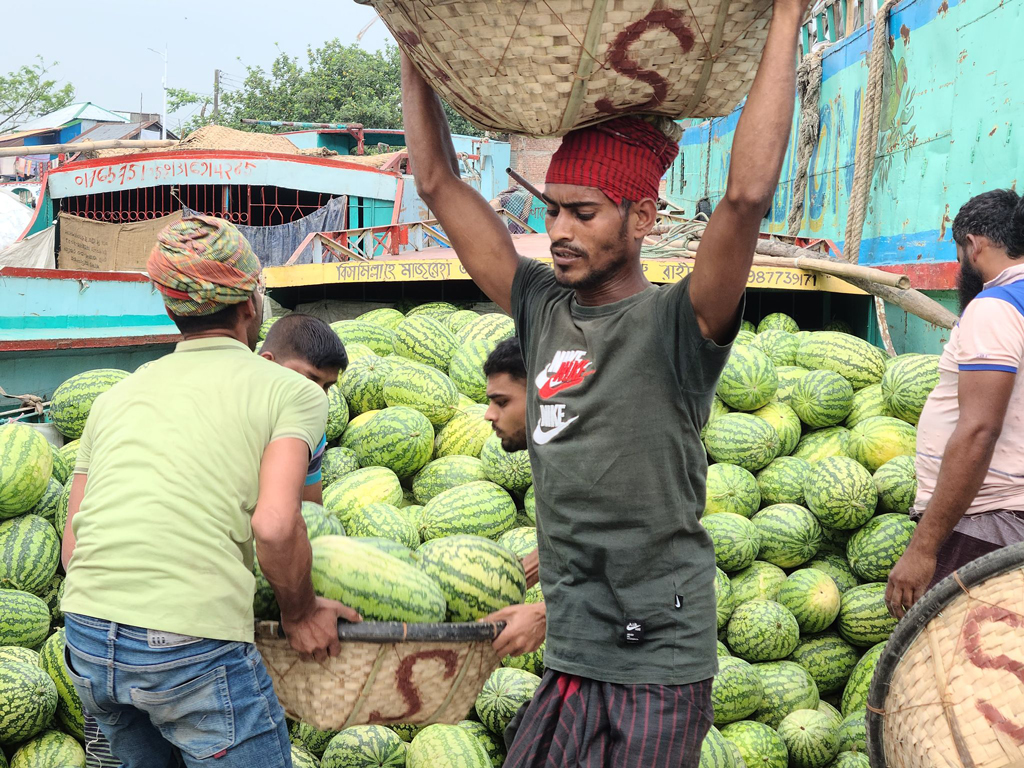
[504,671,713,768]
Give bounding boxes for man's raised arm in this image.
[690,0,807,343]
[402,53,521,313]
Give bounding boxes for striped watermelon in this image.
[407,301,460,320]
[837,584,896,647]
[331,320,396,356]
[756,457,811,507]
[718,641,732,658]
[302,502,346,539]
[795,333,886,390]
[726,738,750,768]
[841,641,886,715]
[721,720,788,768]
[752,661,820,729]
[448,340,496,404]
[311,536,446,622]
[792,428,850,464]
[705,464,761,518]
[0,661,57,745]
[816,525,854,558]
[42,576,63,625]
[701,726,738,768]
[259,316,280,340]
[0,590,50,648]
[0,514,59,595]
[790,371,854,428]
[413,456,489,504]
[29,478,63,527]
[751,402,801,456]
[726,600,800,662]
[804,457,877,530]
[730,562,787,605]
[806,555,860,595]
[9,729,85,767]
[741,320,757,333]
[777,709,839,768]
[0,425,53,520]
[832,753,870,768]
[252,556,279,620]
[321,725,407,767]
[818,700,843,729]
[704,414,781,472]
[383,362,459,427]
[420,481,517,542]
[339,357,390,415]
[497,527,537,559]
[408,724,492,768]
[54,485,70,541]
[323,447,360,487]
[458,720,507,767]
[823,319,853,334]
[846,417,916,472]
[49,368,129,439]
[457,314,515,347]
[716,567,737,630]
[355,537,416,564]
[843,384,888,429]
[354,407,435,478]
[290,743,319,768]
[480,435,532,495]
[790,632,860,695]
[774,366,811,405]
[703,396,732,438]
[752,330,799,367]
[435,404,491,459]
[0,646,40,665]
[751,504,821,568]
[39,629,83,740]
[323,467,404,526]
[873,455,917,515]
[703,513,761,573]
[845,514,916,582]
[503,638,545,677]
[837,711,867,753]
[393,315,460,371]
[447,310,482,334]
[717,346,779,412]
[475,667,541,736]
[712,656,765,725]
[348,344,380,364]
[776,569,841,633]
[345,503,420,549]
[881,354,939,425]
[416,535,526,621]
[57,440,79,476]
[358,307,406,330]
[292,720,340,757]
[758,313,799,334]
[340,410,380,453]
[323,392,349,449]
[523,485,536,524]
[389,723,423,742]
[48,445,70,486]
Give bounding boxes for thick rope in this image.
[787,46,828,236]
[843,0,899,262]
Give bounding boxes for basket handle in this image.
[273,620,507,643]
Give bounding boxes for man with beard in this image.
[887,189,1024,618]
[402,0,805,760]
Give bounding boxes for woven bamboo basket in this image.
[255,620,504,731]
[867,543,1024,768]
[354,0,774,136]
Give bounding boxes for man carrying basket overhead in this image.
[402,0,809,760]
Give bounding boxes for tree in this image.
[0,57,75,134]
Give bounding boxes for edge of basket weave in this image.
[557,0,611,136]
[865,541,1024,768]
[680,0,736,116]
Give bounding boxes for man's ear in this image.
[633,198,659,239]
[259,350,275,362]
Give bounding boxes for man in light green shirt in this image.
[61,216,358,768]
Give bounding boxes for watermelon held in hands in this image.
[415,535,526,621]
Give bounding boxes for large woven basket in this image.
[255,620,503,731]
[867,542,1024,768]
[355,0,773,136]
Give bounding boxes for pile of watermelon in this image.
[699,313,938,768]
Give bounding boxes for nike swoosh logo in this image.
[532,415,579,445]
[537,370,593,400]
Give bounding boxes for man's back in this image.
[62,336,327,643]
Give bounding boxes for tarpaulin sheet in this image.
[0,227,55,269]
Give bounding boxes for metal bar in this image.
[0,139,177,157]
[240,119,364,131]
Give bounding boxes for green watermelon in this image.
[774,366,811,405]
[741,320,757,334]
[383,361,459,427]
[790,632,860,695]
[392,315,460,370]
[389,723,423,743]
[57,440,79,476]
[804,457,877,530]
[420,481,517,542]
[321,725,407,767]
[717,346,779,411]
[0,661,57,745]
[712,656,765,725]
[523,485,536,525]
[751,661,820,729]
[0,590,50,648]
[310,536,446,622]
[791,370,854,428]
[846,417,917,473]
[704,397,732,439]
[476,667,541,736]
[331,320,396,357]
[716,567,737,630]
[344,343,378,363]
[792,428,851,464]
[416,535,526,621]
[751,504,821,568]
[340,410,380,453]
[258,316,280,340]
[750,402,801,457]
[357,307,406,330]
[701,726,738,768]
[480,435,532,495]
[777,709,839,768]
[705,464,761,518]
[704,414,781,472]
[413,457,490,505]
[252,556,279,621]
[721,720,788,768]
[291,743,320,768]
[837,584,896,647]
[354,537,416,564]
[345,503,420,549]
[49,369,129,439]
[756,457,811,507]
[881,354,939,425]
[29,478,63,527]
[326,385,350,441]
[9,728,85,768]
[0,646,40,665]
[831,753,870,768]
[447,310,481,333]
[323,447,360,487]
[48,445,70,486]
[822,320,853,334]
[408,723,492,768]
[448,340,496,404]
[837,711,866,753]
[816,525,854,558]
[54,485,70,541]
[292,720,340,757]
[407,301,460,320]
[458,720,507,767]
[703,513,761,573]
[776,569,841,633]
[0,514,59,595]
[39,629,83,740]
[726,600,800,662]
[354,407,435,479]
[873,455,916,515]
[805,555,860,595]
[752,330,799,367]
[758,313,800,334]
[457,314,515,347]
[435,405,491,459]
[845,514,916,582]
[41,576,63,624]
[818,700,843,728]
[843,384,888,429]
[730,562,788,605]
[323,467,404,526]
[0,425,53,520]
[339,357,391,415]
[795,333,886,390]
[841,641,886,715]
[497,527,537,559]
[503,638,545,677]
[718,641,732,658]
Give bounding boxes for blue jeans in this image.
[64,613,292,768]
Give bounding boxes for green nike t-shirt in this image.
[512,257,737,685]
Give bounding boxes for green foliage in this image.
[0,58,75,134]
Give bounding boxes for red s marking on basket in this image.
[368,649,460,722]
[961,605,1024,744]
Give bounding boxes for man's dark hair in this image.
[483,337,527,381]
[952,189,1024,258]
[169,303,243,335]
[262,314,348,372]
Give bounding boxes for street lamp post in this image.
[148,46,168,140]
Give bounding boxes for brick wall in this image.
[508,135,562,186]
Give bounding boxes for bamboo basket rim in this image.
[254,619,506,644]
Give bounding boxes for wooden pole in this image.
[0,139,178,157]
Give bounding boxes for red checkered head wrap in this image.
[545,116,680,204]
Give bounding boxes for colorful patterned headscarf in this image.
[545,116,680,204]
[147,216,262,317]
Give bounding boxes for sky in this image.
[1,0,395,133]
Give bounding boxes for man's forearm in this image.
[256,512,318,622]
[401,53,461,194]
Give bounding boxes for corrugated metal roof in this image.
[0,127,54,146]
[16,103,128,132]
[70,122,147,143]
